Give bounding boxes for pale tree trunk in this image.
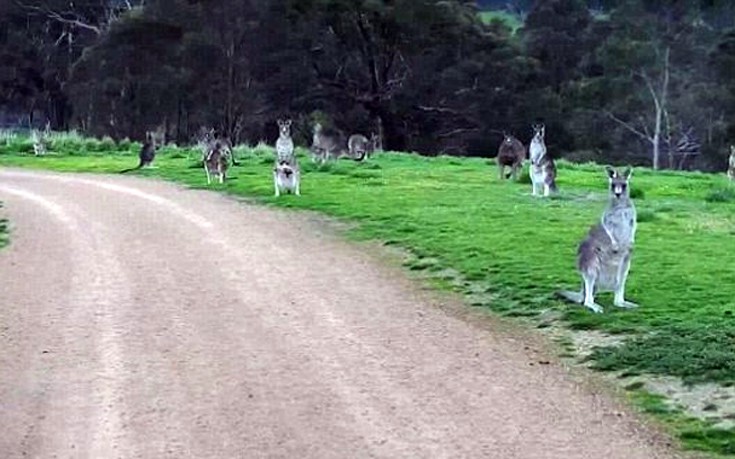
[605,46,670,170]
[646,47,670,170]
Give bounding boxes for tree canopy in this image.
[1,0,734,170]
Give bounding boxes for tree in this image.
[575,0,716,169]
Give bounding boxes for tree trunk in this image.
[368,106,404,151]
[653,106,661,170]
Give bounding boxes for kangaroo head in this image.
[532,124,545,141]
[730,145,735,157]
[277,119,292,137]
[502,131,514,145]
[198,127,215,144]
[605,166,632,200]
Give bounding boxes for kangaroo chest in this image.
[276,137,293,153]
[529,140,546,163]
[603,204,637,247]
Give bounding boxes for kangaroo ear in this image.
[605,165,616,178]
[623,166,633,179]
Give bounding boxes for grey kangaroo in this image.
[311,122,347,163]
[347,133,378,161]
[496,132,526,180]
[728,145,735,182]
[275,119,295,162]
[273,157,301,197]
[31,128,47,156]
[529,124,558,196]
[204,141,230,184]
[557,166,638,313]
[120,131,157,173]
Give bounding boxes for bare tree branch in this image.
[603,110,651,142]
[17,2,102,34]
[416,105,463,115]
[437,127,480,138]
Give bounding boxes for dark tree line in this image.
[2,0,735,170]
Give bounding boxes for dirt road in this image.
[0,169,676,458]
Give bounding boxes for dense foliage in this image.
[2,0,735,169]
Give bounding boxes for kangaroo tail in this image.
[556,290,583,304]
[119,163,142,174]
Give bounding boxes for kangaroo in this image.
[30,129,47,156]
[557,166,638,314]
[120,131,157,173]
[529,124,558,196]
[311,122,347,163]
[204,142,229,184]
[275,119,295,162]
[196,126,216,158]
[371,131,383,153]
[273,157,300,197]
[728,145,735,182]
[347,133,376,161]
[218,137,239,166]
[496,132,526,180]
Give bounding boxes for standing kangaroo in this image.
[273,157,301,197]
[196,127,216,159]
[120,131,157,173]
[728,145,735,182]
[204,142,229,184]
[529,124,558,196]
[31,129,47,156]
[275,119,295,162]
[557,166,638,313]
[496,132,526,180]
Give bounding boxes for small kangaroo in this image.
[311,122,347,163]
[496,132,526,180]
[557,166,638,313]
[529,124,558,196]
[31,129,47,156]
[120,131,157,173]
[204,142,229,184]
[214,137,238,167]
[196,127,216,159]
[273,157,301,197]
[275,119,295,162]
[371,131,383,153]
[728,145,735,182]
[347,133,376,161]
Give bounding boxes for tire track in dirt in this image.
[0,169,679,458]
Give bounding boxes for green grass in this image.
[2,135,735,455]
[629,390,735,456]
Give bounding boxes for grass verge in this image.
[2,136,735,455]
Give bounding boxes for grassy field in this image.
[2,135,735,455]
